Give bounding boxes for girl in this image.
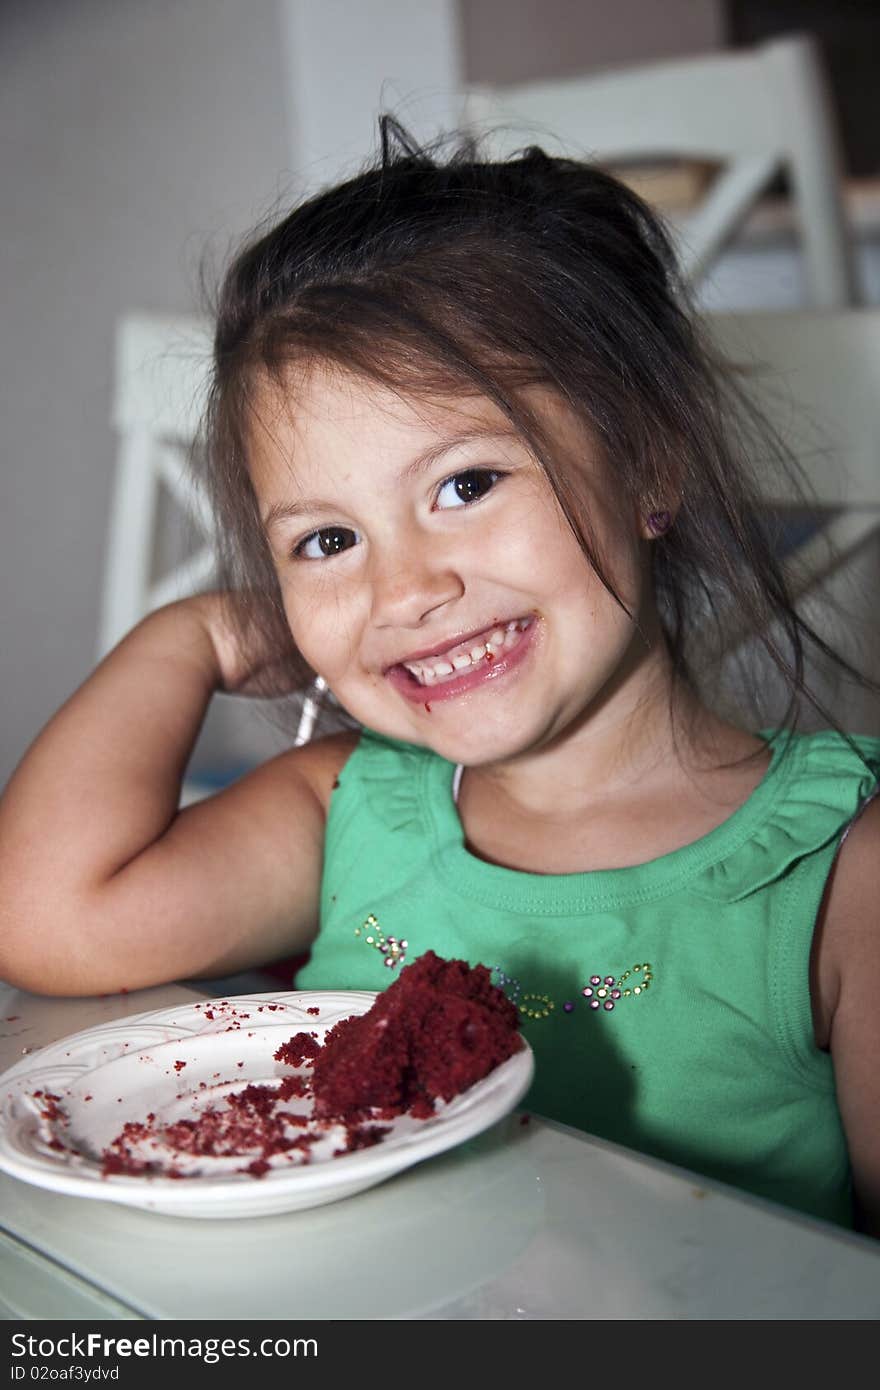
[2,125,879,1234]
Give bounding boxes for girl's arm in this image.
[0,597,352,997]
[813,795,880,1238]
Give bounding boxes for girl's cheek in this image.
[282,586,360,681]
[284,608,321,669]
[278,592,318,667]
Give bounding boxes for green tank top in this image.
[297,727,880,1227]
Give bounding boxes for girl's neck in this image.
[462,638,706,815]
[456,710,769,876]
[454,638,769,874]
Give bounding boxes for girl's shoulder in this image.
[771,725,880,780]
[811,789,880,1234]
[778,727,880,863]
[755,726,879,856]
[311,727,446,838]
[280,724,437,815]
[798,730,880,1047]
[284,729,363,814]
[813,776,880,1027]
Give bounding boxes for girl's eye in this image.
[435,468,501,510]
[295,526,358,560]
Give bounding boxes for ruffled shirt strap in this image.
[343,729,429,835]
[692,729,880,903]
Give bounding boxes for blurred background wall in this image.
[461,0,724,80]
[2,0,878,788]
[1,0,292,786]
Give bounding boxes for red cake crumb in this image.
[102,1151,157,1177]
[100,1081,320,1176]
[333,1123,391,1156]
[274,1032,321,1067]
[33,1091,67,1125]
[309,950,523,1124]
[277,1074,310,1101]
[245,1158,271,1178]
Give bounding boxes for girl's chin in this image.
[342,699,537,765]
[407,710,550,768]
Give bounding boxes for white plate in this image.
[0,991,533,1219]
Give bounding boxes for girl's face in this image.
[249,365,658,768]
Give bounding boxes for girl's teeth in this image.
[403,617,531,687]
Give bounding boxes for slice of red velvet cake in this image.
[309,950,523,1124]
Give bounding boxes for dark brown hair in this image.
[197,120,875,747]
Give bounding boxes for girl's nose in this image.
[369,542,464,629]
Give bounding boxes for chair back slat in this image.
[464,35,857,307]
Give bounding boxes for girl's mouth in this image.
[386,616,537,705]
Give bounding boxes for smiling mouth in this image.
[390,616,534,692]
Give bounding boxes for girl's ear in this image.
[636,443,684,540]
[641,507,676,539]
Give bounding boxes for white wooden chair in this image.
[463,34,857,309]
[105,313,326,780]
[705,308,880,729]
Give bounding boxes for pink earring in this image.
[647,509,672,536]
